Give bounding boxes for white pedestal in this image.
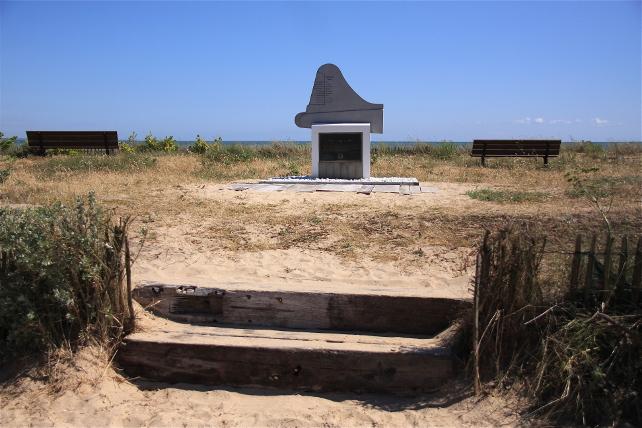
[311,123,371,179]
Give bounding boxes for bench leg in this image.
[544,155,549,165]
[481,156,486,167]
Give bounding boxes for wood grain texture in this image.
[119,322,455,393]
[132,283,470,335]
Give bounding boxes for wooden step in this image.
[118,321,459,394]
[132,283,470,335]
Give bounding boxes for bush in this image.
[160,135,178,152]
[0,194,135,361]
[119,131,137,153]
[189,135,223,154]
[0,132,17,153]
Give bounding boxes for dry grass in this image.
[0,146,640,266]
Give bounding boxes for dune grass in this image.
[466,188,549,203]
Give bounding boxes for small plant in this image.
[467,188,549,203]
[119,131,138,153]
[0,132,17,153]
[160,135,178,152]
[565,167,615,233]
[189,135,210,154]
[143,132,160,152]
[0,168,10,183]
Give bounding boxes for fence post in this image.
[125,235,135,332]
[632,236,642,306]
[614,236,628,302]
[569,234,582,296]
[473,230,490,396]
[602,234,614,304]
[584,234,597,306]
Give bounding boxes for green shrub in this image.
[40,153,156,176]
[189,135,223,154]
[119,131,137,153]
[0,168,10,184]
[467,188,549,203]
[0,194,135,361]
[189,135,210,154]
[143,133,160,152]
[0,132,17,153]
[160,135,178,152]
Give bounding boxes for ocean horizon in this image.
[12,139,642,147]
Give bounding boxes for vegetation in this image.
[37,153,157,176]
[466,188,549,203]
[0,194,135,362]
[118,132,178,153]
[471,223,641,426]
[0,132,18,153]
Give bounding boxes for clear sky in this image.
[1,1,640,142]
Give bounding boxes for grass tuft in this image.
[39,153,157,176]
[466,188,549,203]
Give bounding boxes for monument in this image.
[295,64,383,179]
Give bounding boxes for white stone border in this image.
[311,123,371,179]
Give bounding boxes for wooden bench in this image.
[471,139,561,166]
[26,131,119,155]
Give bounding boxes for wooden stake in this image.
[615,236,628,302]
[125,235,135,332]
[584,234,597,306]
[632,237,642,306]
[473,230,489,396]
[569,235,582,296]
[602,234,614,307]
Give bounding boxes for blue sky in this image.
[1,1,640,141]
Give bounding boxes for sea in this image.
[13,139,641,148]
[173,140,639,148]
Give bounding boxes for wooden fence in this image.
[569,234,642,308]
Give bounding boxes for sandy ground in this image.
[131,181,523,300]
[0,347,520,428]
[1,182,562,427]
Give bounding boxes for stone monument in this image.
[295,64,383,179]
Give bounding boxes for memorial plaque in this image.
[319,133,362,161]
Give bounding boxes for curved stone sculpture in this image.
[295,64,384,134]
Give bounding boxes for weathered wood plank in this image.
[118,323,454,393]
[132,284,470,335]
